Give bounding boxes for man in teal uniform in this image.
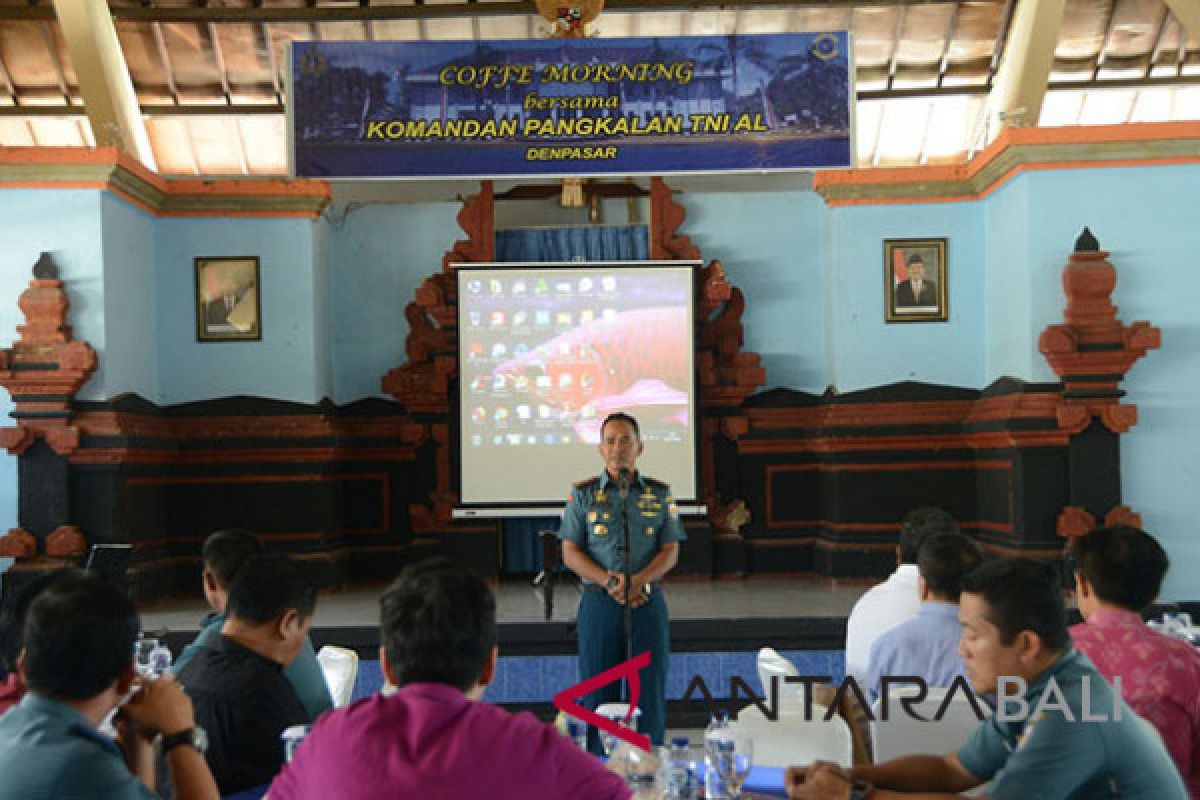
[558,412,686,752]
[785,558,1187,800]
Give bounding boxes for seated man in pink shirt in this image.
[1070,525,1200,796]
[269,558,630,800]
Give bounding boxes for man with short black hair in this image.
[865,532,983,703]
[1070,525,1200,795]
[787,558,1187,799]
[0,572,218,800]
[0,568,85,715]
[177,554,315,795]
[268,558,629,800]
[845,507,959,683]
[174,529,332,719]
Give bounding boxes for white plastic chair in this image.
[316,645,359,708]
[757,647,807,710]
[869,686,988,763]
[734,703,854,769]
[870,686,991,794]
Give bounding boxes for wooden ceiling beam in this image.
[981,0,1066,142]
[1163,0,1200,50]
[52,0,157,168]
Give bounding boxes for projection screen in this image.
[456,262,698,509]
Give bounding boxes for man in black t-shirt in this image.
[177,555,315,795]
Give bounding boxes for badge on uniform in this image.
[587,511,598,523]
[645,526,655,536]
[595,491,607,502]
[593,524,608,536]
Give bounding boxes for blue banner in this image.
[289,34,852,179]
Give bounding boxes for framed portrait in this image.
[195,256,261,342]
[884,238,948,323]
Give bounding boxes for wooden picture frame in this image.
[884,238,948,323]
[195,256,261,341]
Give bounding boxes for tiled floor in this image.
[141,577,868,632]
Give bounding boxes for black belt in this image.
[584,582,657,596]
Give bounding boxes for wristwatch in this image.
[162,726,209,755]
[604,575,620,591]
[847,779,875,800]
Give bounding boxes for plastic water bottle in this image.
[148,643,173,678]
[704,712,734,799]
[665,736,696,799]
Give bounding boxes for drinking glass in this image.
[715,728,753,798]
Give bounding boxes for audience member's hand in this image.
[122,677,196,737]
[786,762,854,799]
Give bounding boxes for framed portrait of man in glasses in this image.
[884,239,947,323]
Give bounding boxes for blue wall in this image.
[101,193,158,401]
[989,165,1200,601]
[666,190,831,391]
[327,202,462,402]
[153,217,323,404]
[827,202,987,391]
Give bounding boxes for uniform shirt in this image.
[865,602,965,704]
[177,633,310,795]
[956,648,1187,800]
[558,470,686,577]
[174,611,333,720]
[0,693,158,800]
[268,682,631,800]
[844,563,921,683]
[1071,607,1200,797]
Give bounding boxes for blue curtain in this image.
[503,519,551,575]
[495,224,649,262]
[494,224,648,574]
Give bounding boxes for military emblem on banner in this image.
[535,0,605,38]
[811,33,840,60]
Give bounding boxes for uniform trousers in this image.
[577,585,670,754]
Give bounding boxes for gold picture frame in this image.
[195,256,261,341]
[884,238,948,323]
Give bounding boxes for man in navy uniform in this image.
[558,411,686,751]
